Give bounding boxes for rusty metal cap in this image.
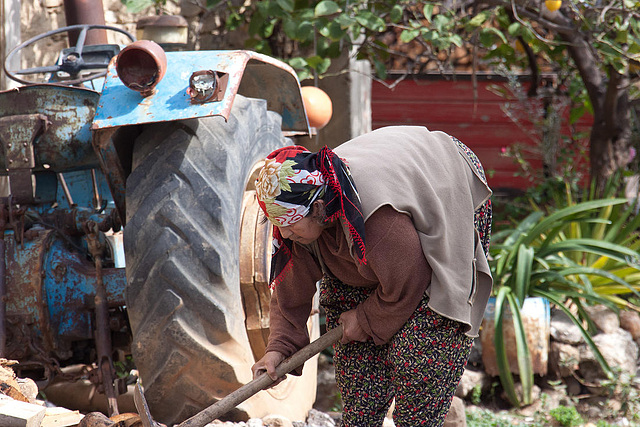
[116,40,167,97]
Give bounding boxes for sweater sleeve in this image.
[355,206,433,345]
[265,242,322,358]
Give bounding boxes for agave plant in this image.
[489,187,640,407]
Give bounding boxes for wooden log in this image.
[0,399,46,427]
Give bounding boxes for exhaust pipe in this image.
[63,0,108,45]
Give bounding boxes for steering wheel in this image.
[3,24,136,85]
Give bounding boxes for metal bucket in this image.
[480,296,550,376]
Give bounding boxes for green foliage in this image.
[471,383,483,405]
[466,407,525,426]
[549,405,584,427]
[122,0,166,14]
[217,1,465,81]
[489,176,640,407]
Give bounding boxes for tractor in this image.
[0,6,320,424]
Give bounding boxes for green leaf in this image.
[248,12,265,36]
[514,245,535,304]
[423,3,434,22]
[262,18,277,38]
[524,199,628,246]
[288,57,308,69]
[297,21,314,42]
[355,10,386,32]
[390,5,403,23]
[400,29,420,43]
[372,57,388,79]
[315,0,340,17]
[335,13,355,29]
[506,292,534,405]
[468,13,487,28]
[480,27,508,45]
[449,34,464,48]
[319,21,347,41]
[422,30,439,42]
[124,0,155,13]
[508,22,521,36]
[433,14,450,33]
[276,0,294,12]
[283,18,298,39]
[306,56,331,74]
[494,288,521,407]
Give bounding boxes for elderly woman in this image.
[252,126,492,427]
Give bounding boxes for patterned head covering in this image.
[255,145,366,286]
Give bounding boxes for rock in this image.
[444,396,466,426]
[262,414,292,427]
[455,369,490,399]
[549,342,580,378]
[514,384,541,405]
[16,378,38,404]
[550,310,585,345]
[619,310,640,341]
[579,329,638,382]
[306,408,335,427]
[583,304,620,333]
[313,354,340,413]
[564,376,583,395]
[180,0,204,17]
[78,412,113,427]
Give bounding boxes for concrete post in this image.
[1,0,21,90]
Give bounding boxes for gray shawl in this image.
[334,126,493,337]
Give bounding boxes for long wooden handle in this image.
[176,325,343,427]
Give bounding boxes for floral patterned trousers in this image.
[320,276,474,427]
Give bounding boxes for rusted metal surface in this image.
[63,0,108,46]
[91,128,126,226]
[0,114,49,204]
[86,220,119,416]
[240,190,272,361]
[4,227,126,364]
[0,85,100,172]
[92,50,310,134]
[0,201,5,357]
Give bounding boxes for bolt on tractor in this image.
[1,13,320,425]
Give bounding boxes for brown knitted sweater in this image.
[266,205,432,358]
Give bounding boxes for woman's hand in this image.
[251,351,287,387]
[338,309,370,344]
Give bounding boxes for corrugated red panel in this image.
[372,77,591,192]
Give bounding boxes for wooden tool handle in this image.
[176,325,343,427]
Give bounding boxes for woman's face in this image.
[277,215,325,245]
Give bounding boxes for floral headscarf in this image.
[255,145,366,287]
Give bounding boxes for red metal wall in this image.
[371,76,587,192]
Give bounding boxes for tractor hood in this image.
[92,50,310,134]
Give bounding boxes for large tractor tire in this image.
[124,95,319,424]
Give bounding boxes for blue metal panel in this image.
[56,169,114,210]
[44,236,127,340]
[92,50,309,133]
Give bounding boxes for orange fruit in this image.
[301,86,333,129]
[545,0,562,12]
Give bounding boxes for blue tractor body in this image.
[1,30,315,422]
